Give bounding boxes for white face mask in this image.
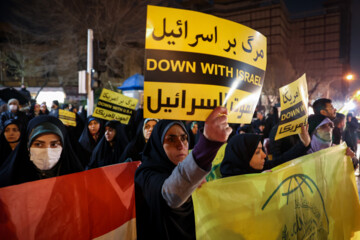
[30,147,63,170]
[9,105,17,111]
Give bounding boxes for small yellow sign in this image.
[93,88,138,124]
[275,74,308,140]
[58,109,76,127]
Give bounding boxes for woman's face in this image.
[105,126,116,142]
[4,124,20,143]
[88,120,100,136]
[249,142,266,170]
[34,104,40,113]
[163,124,189,165]
[30,133,62,148]
[144,120,157,142]
[40,104,47,113]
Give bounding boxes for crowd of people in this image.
[0,95,359,239]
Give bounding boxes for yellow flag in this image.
[193,144,360,239]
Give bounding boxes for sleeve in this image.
[264,141,309,170]
[161,152,210,209]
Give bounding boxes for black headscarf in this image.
[135,120,195,239]
[87,120,129,169]
[0,115,83,187]
[0,119,24,169]
[78,116,104,152]
[119,119,147,162]
[220,134,262,177]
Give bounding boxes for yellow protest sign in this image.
[58,109,76,127]
[144,5,267,123]
[275,74,308,140]
[93,88,138,124]
[193,144,360,239]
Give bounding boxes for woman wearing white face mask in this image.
[0,98,28,133]
[0,115,83,187]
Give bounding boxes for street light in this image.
[346,74,354,81]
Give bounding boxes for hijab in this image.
[220,134,262,177]
[87,120,129,169]
[78,116,104,152]
[0,119,23,168]
[135,120,195,240]
[0,115,83,187]
[119,119,147,162]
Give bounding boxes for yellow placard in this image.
[144,6,267,123]
[92,88,138,124]
[275,74,308,140]
[193,144,360,239]
[58,109,76,127]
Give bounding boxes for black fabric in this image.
[120,120,146,162]
[0,119,24,169]
[87,120,129,169]
[0,110,28,132]
[220,134,262,177]
[344,117,359,154]
[308,114,326,136]
[77,116,104,167]
[0,115,83,188]
[135,120,195,240]
[268,124,300,158]
[332,127,342,145]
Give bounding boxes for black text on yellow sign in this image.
[275,74,308,141]
[58,109,76,127]
[144,6,266,123]
[146,5,267,71]
[144,82,261,123]
[93,88,138,125]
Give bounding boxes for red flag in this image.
[0,161,140,240]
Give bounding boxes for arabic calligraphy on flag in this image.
[144,5,267,123]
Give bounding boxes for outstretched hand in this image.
[298,124,311,147]
[203,106,233,142]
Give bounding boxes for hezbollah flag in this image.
[193,144,360,239]
[0,162,139,240]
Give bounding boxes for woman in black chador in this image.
[0,115,83,188]
[87,120,129,169]
[77,116,104,168]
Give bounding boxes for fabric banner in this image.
[193,144,360,239]
[275,74,308,140]
[58,109,76,127]
[0,161,140,240]
[93,88,138,124]
[144,5,267,123]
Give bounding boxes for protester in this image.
[28,103,41,120]
[0,115,83,187]
[307,114,358,169]
[120,118,158,162]
[186,121,199,149]
[0,119,23,168]
[0,98,28,133]
[135,107,232,239]
[332,113,346,145]
[263,106,279,138]
[252,110,266,134]
[87,120,129,169]
[77,116,104,167]
[49,100,59,116]
[40,102,49,115]
[312,98,336,120]
[19,84,31,103]
[343,112,359,154]
[220,125,310,177]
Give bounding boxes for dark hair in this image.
[333,113,345,126]
[52,100,59,106]
[312,98,332,115]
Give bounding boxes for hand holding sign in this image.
[204,106,232,142]
[298,124,310,147]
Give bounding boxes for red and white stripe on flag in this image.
[0,161,140,240]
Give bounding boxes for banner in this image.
[0,162,140,240]
[93,88,138,124]
[275,74,308,140]
[193,144,360,239]
[144,5,267,123]
[58,109,76,127]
